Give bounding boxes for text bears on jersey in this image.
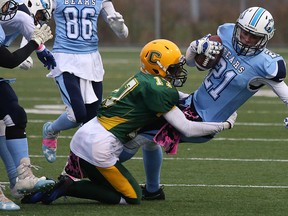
[64,0,97,6]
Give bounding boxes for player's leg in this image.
[67,160,141,204]
[42,72,83,163]
[141,137,165,200]
[0,121,20,198]
[84,81,103,123]
[41,156,141,204]
[0,81,55,194]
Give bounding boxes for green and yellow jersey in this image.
[98,72,179,143]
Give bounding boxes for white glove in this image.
[31,24,53,46]
[18,56,33,70]
[223,112,238,130]
[107,12,128,38]
[284,117,288,128]
[189,34,223,59]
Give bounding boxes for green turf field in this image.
[0,47,288,216]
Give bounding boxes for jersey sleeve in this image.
[267,59,286,82]
[259,50,287,82]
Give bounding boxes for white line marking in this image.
[1,181,286,189]
[162,184,288,189]
[29,155,288,162]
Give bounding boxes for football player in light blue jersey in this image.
[41,0,129,163]
[0,0,55,210]
[0,0,56,202]
[120,7,288,200]
[0,0,56,70]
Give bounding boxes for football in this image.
[194,35,223,71]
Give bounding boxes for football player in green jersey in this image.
[23,39,235,205]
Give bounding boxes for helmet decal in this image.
[148,51,162,65]
[249,7,265,27]
[265,18,274,34]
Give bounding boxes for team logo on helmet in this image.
[265,18,274,34]
[148,51,162,65]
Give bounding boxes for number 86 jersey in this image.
[52,0,102,54]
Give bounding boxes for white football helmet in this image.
[0,0,18,21]
[232,7,275,56]
[26,0,52,25]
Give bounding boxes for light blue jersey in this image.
[52,0,103,54]
[0,25,5,44]
[189,23,286,122]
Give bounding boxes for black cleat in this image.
[41,175,74,205]
[21,191,44,204]
[141,185,165,200]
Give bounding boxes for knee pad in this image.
[3,103,27,128]
[3,103,27,139]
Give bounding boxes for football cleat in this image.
[141,185,165,200]
[21,191,44,204]
[42,122,59,163]
[15,158,55,194]
[0,185,20,210]
[41,175,74,205]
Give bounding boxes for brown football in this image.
[194,35,223,71]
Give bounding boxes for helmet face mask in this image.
[27,0,52,25]
[166,58,187,87]
[140,39,188,87]
[0,0,18,21]
[232,7,275,56]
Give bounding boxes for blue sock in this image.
[51,113,80,132]
[6,138,29,167]
[0,135,17,187]
[142,144,163,193]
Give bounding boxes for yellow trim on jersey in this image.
[156,105,177,117]
[98,116,128,130]
[97,166,137,199]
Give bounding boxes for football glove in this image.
[107,12,129,38]
[36,46,56,70]
[284,117,288,128]
[31,24,53,46]
[18,56,33,70]
[189,34,223,59]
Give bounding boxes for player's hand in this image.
[284,117,288,128]
[18,56,33,70]
[107,12,129,38]
[189,34,222,59]
[31,24,53,46]
[36,47,56,70]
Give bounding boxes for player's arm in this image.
[0,24,53,69]
[101,0,129,38]
[0,41,37,68]
[18,36,33,70]
[163,106,236,137]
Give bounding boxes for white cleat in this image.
[15,158,55,194]
[0,186,20,211]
